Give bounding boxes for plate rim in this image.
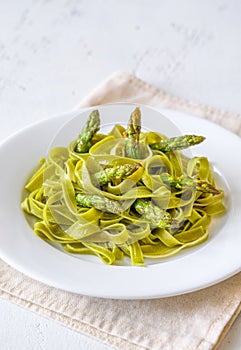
[0,103,240,299]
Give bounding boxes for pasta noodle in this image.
[21,109,225,266]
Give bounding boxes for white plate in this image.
[0,103,240,299]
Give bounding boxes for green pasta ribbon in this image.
[21,118,225,266]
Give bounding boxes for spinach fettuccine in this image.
[21,107,225,266]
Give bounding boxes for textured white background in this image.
[0,0,241,349]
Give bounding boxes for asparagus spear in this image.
[76,194,123,214]
[151,135,205,152]
[124,107,142,159]
[75,110,100,153]
[95,163,140,186]
[160,173,220,195]
[133,199,171,228]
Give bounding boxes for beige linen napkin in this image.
[1,71,241,350]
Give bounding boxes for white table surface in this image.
[0,1,240,349]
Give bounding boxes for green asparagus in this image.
[151,135,205,152]
[134,199,171,228]
[95,163,140,186]
[75,110,100,153]
[160,173,220,195]
[124,107,142,159]
[76,194,123,214]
